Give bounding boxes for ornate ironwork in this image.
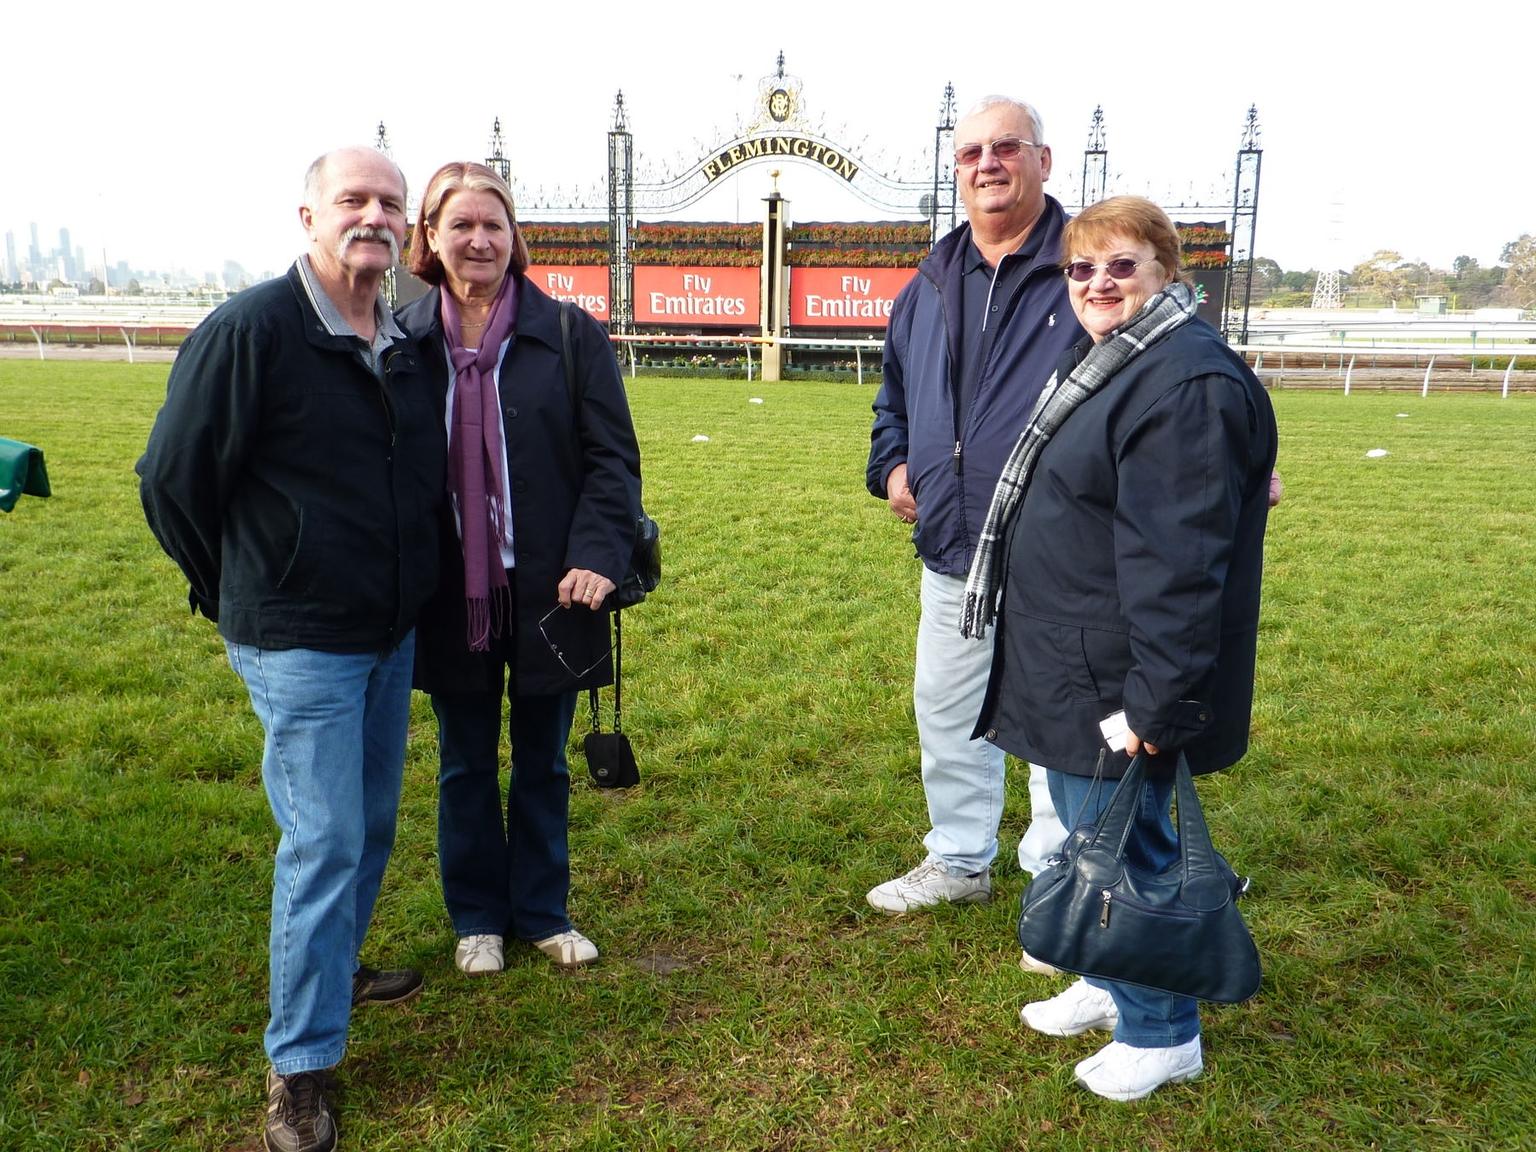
[1222,106,1263,343]
[608,92,635,333]
[929,82,957,244]
[1081,106,1107,208]
[485,117,511,184]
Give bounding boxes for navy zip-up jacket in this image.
[867,198,1081,576]
[137,263,444,653]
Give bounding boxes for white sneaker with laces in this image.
[865,858,991,914]
[1074,1036,1203,1101]
[454,934,504,975]
[1020,978,1120,1036]
[533,929,599,968]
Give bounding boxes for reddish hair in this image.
[1061,196,1190,286]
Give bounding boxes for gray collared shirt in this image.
[294,255,405,376]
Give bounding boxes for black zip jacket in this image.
[137,263,444,653]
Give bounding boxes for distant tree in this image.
[88,278,105,295]
[1279,270,1316,292]
[1499,235,1536,309]
[1350,250,1413,304]
[1453,255,1479,279]
[1251,256,1283,299]
[125,279,143,296]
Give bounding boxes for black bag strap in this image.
[565,301,630,737]
[585,613,623,734]
[559,300,579,411]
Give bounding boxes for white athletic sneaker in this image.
[533,929,599,968]
[865,858,991,914]
[454,934,504,975]
[1074,1036,1204,1101]
[1020,978,1120,1036]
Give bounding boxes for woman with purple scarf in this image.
[398,162,641,975]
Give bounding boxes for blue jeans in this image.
[1048,766,1202,1047]
[225,634,416,1075]
[916,567,1065,875]
[431,683,578,942]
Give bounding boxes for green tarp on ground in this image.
[0,438,51,512]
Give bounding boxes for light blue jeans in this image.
[226,634,416,1075]
[1048,766,1202,1047]
[915,567,1066,876]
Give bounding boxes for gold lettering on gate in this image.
[700,135,861,185]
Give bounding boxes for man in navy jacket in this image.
[865,96,1082,916]
[138,146,442,1152]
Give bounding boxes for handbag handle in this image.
[1079,752,1229,907]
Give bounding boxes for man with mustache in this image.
[866,97,1080,923]
[138,146,444,1152]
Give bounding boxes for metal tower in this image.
[1311,268,1342,309]
[1081,106,1107,208]
[929,83,957,244]
[1221,106,1262,343]
[373,122,398,305]
[607,92,635,334]
[485,117,512,184]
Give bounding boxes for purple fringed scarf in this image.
[441,274,519,650]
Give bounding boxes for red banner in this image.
[633,266,760,327]
[789,267,917,328]
[525,265,609,322]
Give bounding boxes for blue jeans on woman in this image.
[225,634,416,1075]
[431,680,579,943]
[1047,764,1201,1048]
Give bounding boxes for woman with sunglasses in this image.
[397,162,641,975]
[962,196,1276,1100]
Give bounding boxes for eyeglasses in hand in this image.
[538,604,614,679]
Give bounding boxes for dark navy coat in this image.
[976,317,1277,777]
[138,264,443,653]
[398,277,641,697]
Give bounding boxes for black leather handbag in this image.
[614,513,661,609]
[1017,753,1261,1003]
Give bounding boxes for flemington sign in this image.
[701,136,859,185]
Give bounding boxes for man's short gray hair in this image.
[961,96,1045,147]
[302,148,408,208]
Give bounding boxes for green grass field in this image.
[2,362,1533,1150]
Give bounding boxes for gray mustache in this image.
[339,226,401,265]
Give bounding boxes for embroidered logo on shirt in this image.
[1048,314,1056,326]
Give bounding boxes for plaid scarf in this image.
[958,281,1198,640]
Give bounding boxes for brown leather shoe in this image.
[263,1067,336,1152]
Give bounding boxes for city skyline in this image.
[1,219,269,291]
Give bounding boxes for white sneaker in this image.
[1019,948,1060,976]
[533,929,599,968]
[865,858,991,914]
[454,934,504,975]
[1020,978,1119,1036]
[1074,1037,1203,1101]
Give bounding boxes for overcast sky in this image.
[7,2,1524,280]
